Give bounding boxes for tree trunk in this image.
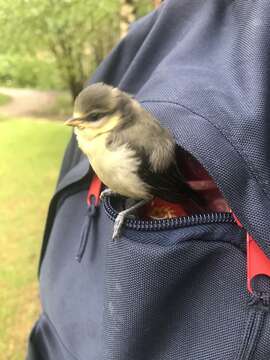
[153,0,162,8]
[69,78,84,101]
[120,0,136,38]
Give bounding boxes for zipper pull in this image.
[76,175,102,262]
[247,233,270,294]
[232,213,270,294]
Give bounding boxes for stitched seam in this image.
[140,99,270,205]
[122,235,246,254]
[43,312,82,360]
[236,310,256,360]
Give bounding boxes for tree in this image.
[28,0,121,99]
[0,0,154,99]
[153,0,162,8]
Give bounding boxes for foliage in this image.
[0,118,71,360]
[0,0,121,98]
[0,1,154,97]
[0,54,64,89]
[133,0,155,18]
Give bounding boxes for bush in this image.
[0,54,65,90]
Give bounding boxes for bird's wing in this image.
[107,109,203,206]
[137,150,201,204]
[129,116,200,204]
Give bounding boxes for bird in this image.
[65,83,203,239]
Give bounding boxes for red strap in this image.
[87,175,102,206]
[247,233,270,293]
[232,213,270,293]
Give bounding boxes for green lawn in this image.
[0,93,11,106]
[0,118,71,360]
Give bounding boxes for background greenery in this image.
[0,0,154,99]
[0,93,11,105]
[0,119,71,359]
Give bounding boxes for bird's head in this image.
[65,83,135,140]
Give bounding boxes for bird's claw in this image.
[112,213,125,241]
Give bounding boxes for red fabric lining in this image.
[143,153,230,219]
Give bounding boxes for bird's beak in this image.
[64,117,83,127]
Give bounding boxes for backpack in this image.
[27,1,270,359]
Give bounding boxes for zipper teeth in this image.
[103,197,235,231]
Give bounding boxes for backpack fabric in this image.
[27,1,270,359]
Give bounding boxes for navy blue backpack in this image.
[27,1,270,359]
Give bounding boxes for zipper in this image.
[103,196,235,231]
[251,292,270,308]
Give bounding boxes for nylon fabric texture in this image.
[27,1,270,359]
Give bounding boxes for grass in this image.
[0,118,71,360]
[0,93,12,106]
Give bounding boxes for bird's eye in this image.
[89,112,103,121]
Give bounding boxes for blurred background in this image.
[0,1,160,358]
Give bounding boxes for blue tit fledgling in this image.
[65,83,203,239]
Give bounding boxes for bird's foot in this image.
[112,213,126,241]
[100,188,117,201]
[112,199,150,241]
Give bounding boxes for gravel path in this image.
[0,87,57,117]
